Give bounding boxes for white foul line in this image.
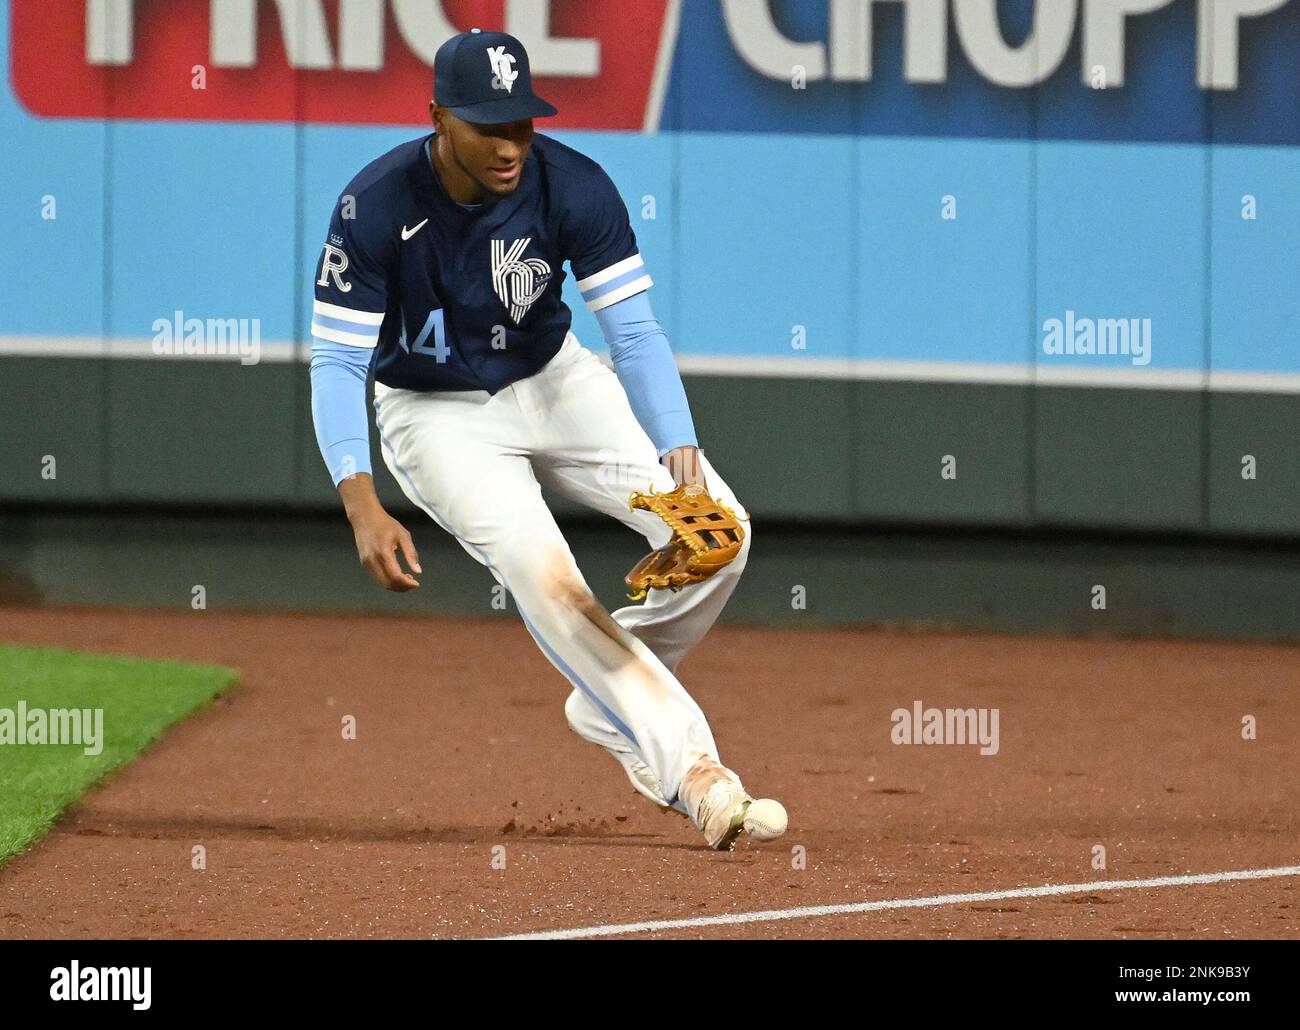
[491,864,1300,940]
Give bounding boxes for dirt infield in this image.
[0,607,1295,940]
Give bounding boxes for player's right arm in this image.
[311,199,421,592]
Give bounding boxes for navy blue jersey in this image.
[311,133,651,393]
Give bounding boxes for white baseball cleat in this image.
[681,758,788,851]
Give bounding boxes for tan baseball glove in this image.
[625,483,747,601]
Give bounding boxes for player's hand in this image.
[338,474,422,591]
[350,507,422,591]
[662,445,707,488]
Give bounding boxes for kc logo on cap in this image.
[433,29,557,124]
[486,45,518,93]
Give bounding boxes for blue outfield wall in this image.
[8,118,1297,374]
[1,1,1297,374]
[0,0,1297,534]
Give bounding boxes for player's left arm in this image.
[564,164,703,486]
[594,291,703,484]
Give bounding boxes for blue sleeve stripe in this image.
[313,299,384,325]
[312,313,382,336]
[310,320,379,348]
[581,263,651,300]
[585,273,653,312]
[581,259,653,312]
[576,252,645,292]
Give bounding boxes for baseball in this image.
[744,799,788,842]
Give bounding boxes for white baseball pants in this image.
[373,333,751,809]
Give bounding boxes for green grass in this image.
[0,644,238,865]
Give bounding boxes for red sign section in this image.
[11,0,669,130]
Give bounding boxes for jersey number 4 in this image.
[399,309,450,363]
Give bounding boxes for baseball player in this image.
[310,29,786,850]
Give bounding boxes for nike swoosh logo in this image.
[401,218,429,241]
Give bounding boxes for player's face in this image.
[433,107,533,199]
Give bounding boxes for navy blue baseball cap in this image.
[433,28,557,124]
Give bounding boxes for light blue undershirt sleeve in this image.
[594,291,699,456]
[310,339,373,485]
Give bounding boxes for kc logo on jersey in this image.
[492,238,551,324]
